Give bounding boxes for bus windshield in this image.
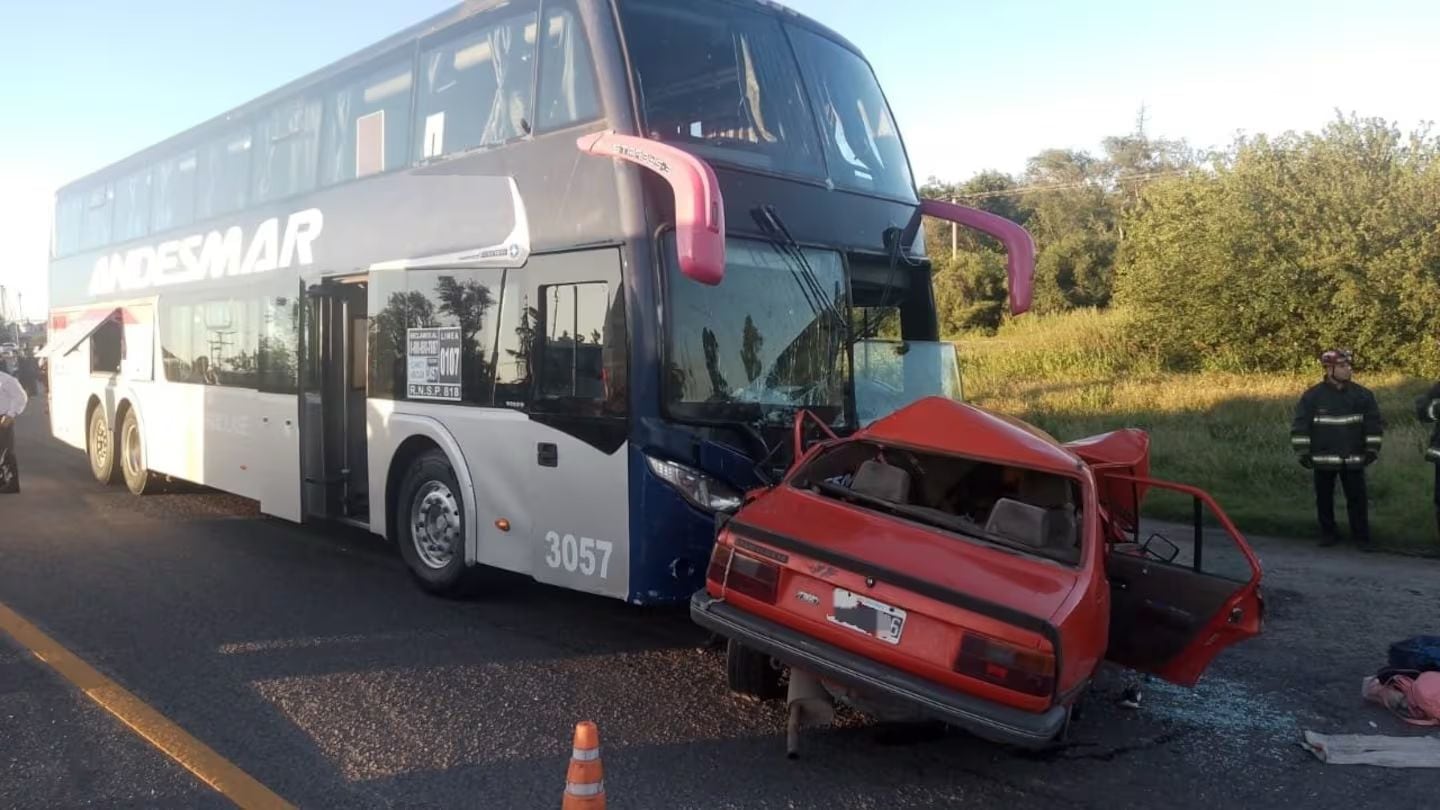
[620,0,916,202]
[665,236,849,427]
[853,340,965,426]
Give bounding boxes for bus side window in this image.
[415,9,537,161]
[535,0,601,132]
[493,272,536,410]
[536,281,625,415]
[90,317,123,375]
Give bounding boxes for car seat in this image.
[1019,474,1079,556]
[850,460,911,503]
[986,476,1080,562]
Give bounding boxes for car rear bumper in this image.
[691,592,1069,749]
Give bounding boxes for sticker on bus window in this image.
[406,326,461,401]
[423,112,445,159]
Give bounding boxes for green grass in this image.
[955,309,1437,553]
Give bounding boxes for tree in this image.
[371,291,436,395]
[434,276,495,400]
[740,315,764,382]
[701,327,729,398]
[1115,114,1440,373]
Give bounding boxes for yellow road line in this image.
[0,601,294,810]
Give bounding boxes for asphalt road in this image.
[2,405,1439,809]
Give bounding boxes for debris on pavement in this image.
[1119,685,1143,710]
[1388,636,1440,672]
[1301,731,1440,767]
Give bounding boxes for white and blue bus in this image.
[45,0,1032,604]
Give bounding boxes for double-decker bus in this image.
[44,0,1032,604]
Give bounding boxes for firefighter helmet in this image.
[1320,348,1354,367]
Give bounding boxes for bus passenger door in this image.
[299,278,371,524]
[251,293,303,522]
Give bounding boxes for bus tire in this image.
[396,450,474,596]
[726,639,785,701]
[87,405,119,486]
[119,408,152,495]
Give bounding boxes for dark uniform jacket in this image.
[1418,382,1440,464]
[1290,380,1384,470]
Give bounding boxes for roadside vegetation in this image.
[956,309,1435,551]
[925,113,1438,552]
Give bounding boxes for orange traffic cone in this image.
[562,721,605,809]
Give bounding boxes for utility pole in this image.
[950,196,958,261]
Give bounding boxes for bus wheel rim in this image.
[124,422,141,479]
[410,481,460,570]
[92,416,108,469]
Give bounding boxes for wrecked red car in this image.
[691,397,1263,748]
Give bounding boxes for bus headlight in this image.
[646,456,743,513]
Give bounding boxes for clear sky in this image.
[0,0,1434,319]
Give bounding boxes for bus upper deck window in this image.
[416,11,537,160]
[536,1,599,132]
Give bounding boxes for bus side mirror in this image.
[919,199,1034,315]
[577,131,726,285]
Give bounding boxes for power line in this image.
[944,169,1192,201]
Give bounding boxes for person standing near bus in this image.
[0,367,27,494]
[1290,348,1383,548]
[1417,377,1440,542]
[16,347,39,396]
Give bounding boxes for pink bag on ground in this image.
[1363,671,1440,726]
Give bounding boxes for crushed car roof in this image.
[857,397,1086,475]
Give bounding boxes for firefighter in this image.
[15,347,39,396]
[1290,349,1383,547]
[1417,377,1440,541]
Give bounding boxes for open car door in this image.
[1097,473,1263,686]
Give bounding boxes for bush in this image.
[957,310,1438,552]
[1115,116,1440,376]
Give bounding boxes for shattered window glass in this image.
[415,11,537,161]
[664,236,848,427]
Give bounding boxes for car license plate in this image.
[828,588,906,645]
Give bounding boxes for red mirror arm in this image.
[919,199,1035,315]
[577,131,726,285]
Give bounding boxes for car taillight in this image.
[706,543,733,585]
[706,543,780,603]
[954,633,1055,697]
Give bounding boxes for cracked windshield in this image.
[665,237,848,426]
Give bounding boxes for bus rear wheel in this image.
[397,450,475,596]
[119,409,153,495]
[87,406,119,486]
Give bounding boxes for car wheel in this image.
[119,409,152,495]
[87,406,119,486]
[726,640,786,700]
[396,449,475,596]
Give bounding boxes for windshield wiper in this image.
[752,204,847,334]
[855,208,924,343]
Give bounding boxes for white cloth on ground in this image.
[0,371,27,419]
[1302,730,1440,767]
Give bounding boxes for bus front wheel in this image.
[396,450,475,596]
[87,406,119,486]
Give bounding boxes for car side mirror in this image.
[577,131,726,285]
[1141,533,1180,564]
